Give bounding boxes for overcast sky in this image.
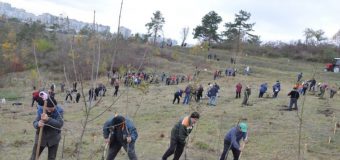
[2,0,340,44]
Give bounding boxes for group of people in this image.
[30,95,247,160]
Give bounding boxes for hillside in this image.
[0,46,339,160]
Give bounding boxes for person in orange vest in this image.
[162,112,200,160]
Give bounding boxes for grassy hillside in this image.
[0,47,339,160]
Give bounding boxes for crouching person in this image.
[30,95,64,160]
[162,112,200,160]
[220,122,248,160]
[103,115,138,160]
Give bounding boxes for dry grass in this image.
[0,48,340,160]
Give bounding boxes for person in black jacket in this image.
[30,95,64,160]
[162,112,200,160]
[288,87,300,111]
[173,89,183,104]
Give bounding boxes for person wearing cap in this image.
[162,112,200,160]
[103,115,138,160]
[30,95,64,160]
[287,87,300,111]
[219,122,248,160]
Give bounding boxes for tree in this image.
[223,10,257,53]
[180,27,189,47]
[145,10,165,45]
[332,29,340,48]
[303,28,315,45]
[303,28,326,46]
[193,11,222,47]
[314,29,326,44]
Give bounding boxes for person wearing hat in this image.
[162,112,200,160]
[287,87,300,111]
[30,94,64,160]
[103,115,138,160]
[220,122,248,160]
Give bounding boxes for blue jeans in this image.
[183,94,190,104]
[208,96,216,106]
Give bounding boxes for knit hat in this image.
[190,111,200,119]
[112,115,125,126]
[46,97,57,108]
[239,122,248,133]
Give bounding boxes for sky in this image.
[2,0,340,45]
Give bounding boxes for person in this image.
[302,82,309,96]
[65,89,73,102]
[318,83,328,98]
[30,95,64,160]
[244,66,250,75]
[287,87,300,111]
[113,79,120,97]
[219,122,248,160]
[183,85,191,105]
[235,83,242,99]
[329,87,337,98]
[297,72,303,82]
[103,115,138,160]
[76,92,81,103]
[272,81,281,98]
[308,78,316,92]
[73,81,77,92]
[89,88,96,101]
[32,86,40,107]
[162,112,200,160]
[259,83,267,98]
[242,86,251,106]
[173,89,183,104]
[196,85,204,102]
[207,85,218,106]
[60,82,65,93]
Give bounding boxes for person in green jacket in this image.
[162,112,200,160]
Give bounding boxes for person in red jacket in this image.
[236,83,242,99]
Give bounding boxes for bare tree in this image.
[181,27,189,47]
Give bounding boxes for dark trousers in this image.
[220,140,240,160]
[196,93,202,102]
[162,138,185,160]
[259,92,264,98]
[236,92,241,98]
[114,86,119,96]
[273,91,279,98]
[107,142,137,160]
[302,88,307,95]
[65,93,73,101]
[289,98,298,110]
[30,143,59,160]
[76,93,80,103]
[173,94,180,104]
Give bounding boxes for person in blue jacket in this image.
[103,115,138,160]
[272,81,281,98]
[30,96,64,160]
[259,83,268,98]
[220,122,248,160]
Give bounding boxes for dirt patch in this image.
[317,108,334,117]
[10,140,28,147]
